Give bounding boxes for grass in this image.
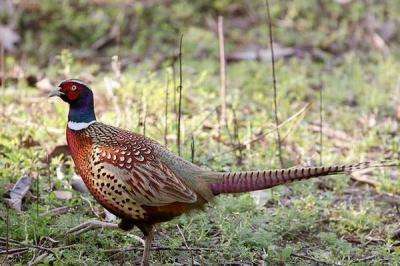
[1,50,400,264]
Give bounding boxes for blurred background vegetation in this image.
[1,0,400,264]
[2,0,400,66]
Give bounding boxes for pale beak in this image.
[48,87,65,98]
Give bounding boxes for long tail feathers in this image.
[209,160,399,195]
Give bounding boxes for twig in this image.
[105,245,216,254]
[0,247,29,255]
[232,108,244,165]
[6,202,9,256]
[352,254,378,262]
[190,135,195,163]
[34,174,39,257]
[164,72,169,146]
[291,252,336,265]
[319,84,323,165]
[28,252,49,266]
[142,93,147,137]
[265,0,284,167]
[172,63,177,125]
[0,238,55,255]
[218,16,227,127]
[80,195,101,219]
[176,225,194,265]
[1,40,4,89]
[3,39,9,256]
[177,34,183,156]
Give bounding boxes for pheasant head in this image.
[49,79,96,130]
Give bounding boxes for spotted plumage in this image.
[67,123,202,223]
[50,79,398,265]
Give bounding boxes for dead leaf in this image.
[0,25,20,52]
[42,145,69,164]
[36,78,53,92]
[350,171,379,187]
[54,191,72,200]
[70,174,89,194]
[104,209,117,222]
[5,175,32,212]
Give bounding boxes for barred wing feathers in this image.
[87,123,198,206]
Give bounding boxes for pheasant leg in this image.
[141,226,155,266]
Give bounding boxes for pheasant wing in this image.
[90,124,197,206]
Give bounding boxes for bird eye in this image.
[71,85,77,91]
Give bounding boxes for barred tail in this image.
[209,160,398,195]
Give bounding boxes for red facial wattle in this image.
[60,83,80,101]
[67,88,80,101]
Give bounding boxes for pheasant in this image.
[50,79,397,265]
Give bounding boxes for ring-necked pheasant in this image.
[50,79,397,265]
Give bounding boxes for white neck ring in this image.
[68,120,96,130]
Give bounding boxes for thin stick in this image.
[319,84,323,165]
[291,252,337,265]
[142,93,147,137]
[172,63,177,123]
[191,135,195,163]
[177,34,183,156]
[0,248,29,255]
[164,72,169,146]
[0,237,55,255]
[34,174,39,256]
[1,41,4,90]
[1,42,9,258]
[6,201,9,255]
[265,0,284,167]
[106,245,216,253]
[176,225,194,265]
[218,16,227,127]
[232,108,243,165]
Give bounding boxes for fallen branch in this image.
[291,252,337,265]
[0,237,54,255]
[105,245,217,254]
[0,247,29,255]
